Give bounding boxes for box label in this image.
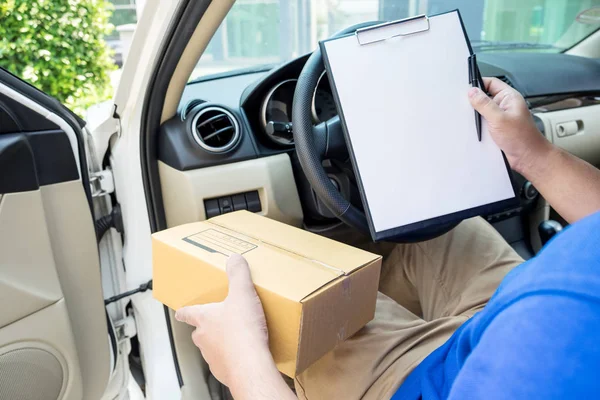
[183,229,257,256]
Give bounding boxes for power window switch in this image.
[232,194,247,211]
[204,198,220,219]
[245,191,262,213]
[218,197,233,214]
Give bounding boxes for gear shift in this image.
[538,220,563,246]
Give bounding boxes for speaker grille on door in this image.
[0,348,64,400]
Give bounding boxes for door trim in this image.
[0,84,81,175]
[0,69,94,212]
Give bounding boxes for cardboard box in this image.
[152,210,382,377]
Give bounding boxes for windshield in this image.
[191,0,600,81]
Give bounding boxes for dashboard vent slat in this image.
[203,126,235,142]
[191,107,240,153]
[197,114,228,129]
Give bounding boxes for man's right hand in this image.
[468,77,551,175]
[469,77,600,224]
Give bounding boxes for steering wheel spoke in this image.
[313,116,348,161]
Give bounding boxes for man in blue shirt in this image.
[175,77,600,399]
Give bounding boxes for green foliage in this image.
[0,0,116,117]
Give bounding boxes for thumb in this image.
[468,87,504,123]
[226,254,255,296]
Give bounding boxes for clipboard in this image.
[320,10,519,242]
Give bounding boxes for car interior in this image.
[139,3,600,398]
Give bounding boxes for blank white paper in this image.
[323,11,515,234]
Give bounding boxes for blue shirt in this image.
[393,211,600,400]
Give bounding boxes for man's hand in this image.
[468,77,550,174]
[468,77,600,223]
[175,254,296,400]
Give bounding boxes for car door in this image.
[0,68,117,400]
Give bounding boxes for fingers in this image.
[492,89,512,107]
[175,255,255,326]
[468,87,504,122]
[483,77,512,97]
[175,305,204,326]
[226,254,256,296]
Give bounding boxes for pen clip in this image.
[471,54,487,91]
[468,54,478,86]
[468,54,483,143]
[468,55,473,84]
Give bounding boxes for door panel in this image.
[0,184,88,399]
[41,180,111,399]
[0,190,63,328]
[0,77,111,400]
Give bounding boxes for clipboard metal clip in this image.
[355,14,430,46]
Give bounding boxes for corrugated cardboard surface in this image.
[209,211,379,273]
[297,262,381,373]
[153,211,382,376]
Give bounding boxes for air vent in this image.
[191,107,240,153]
[497,76,515,89]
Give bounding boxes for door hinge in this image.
[90,169,115,197]
[114,316,137,342]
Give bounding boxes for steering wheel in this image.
[292,23,458,243]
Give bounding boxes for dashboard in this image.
[170,51,600,166]
[161,51,600,229]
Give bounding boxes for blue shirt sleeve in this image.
[449,294,600,400]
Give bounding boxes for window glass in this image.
[191,0,600,81]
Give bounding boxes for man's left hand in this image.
[175,254,296,400]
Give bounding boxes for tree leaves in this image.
[0,0,116,117]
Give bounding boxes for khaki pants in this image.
[295,217,523,400]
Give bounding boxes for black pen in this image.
[469,54,482,142]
